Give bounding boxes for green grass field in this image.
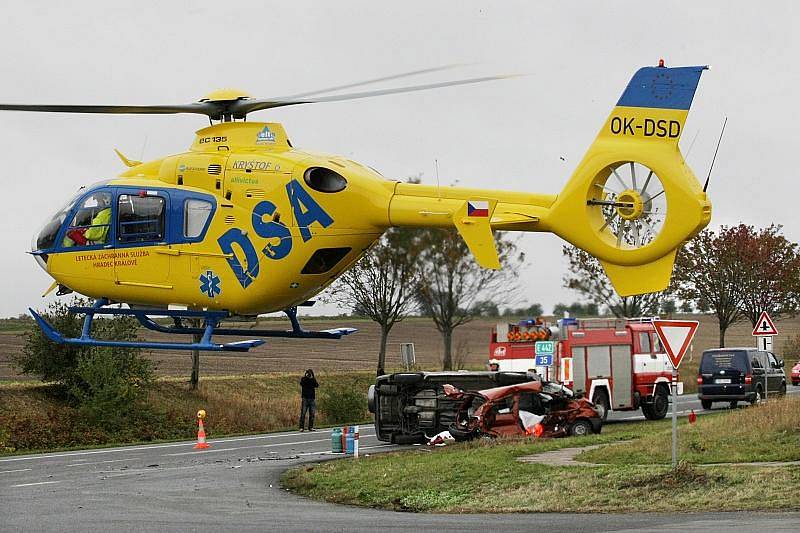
[0,371,373,455]
[283,396,800,513]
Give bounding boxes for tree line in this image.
[564,224,800,347]
[328,226,524,374]
[334,222,800,374]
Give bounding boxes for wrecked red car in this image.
[444,380,601,440]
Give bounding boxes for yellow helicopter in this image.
[9,62,711,351]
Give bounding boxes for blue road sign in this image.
[535,354,553,366]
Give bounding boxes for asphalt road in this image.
[1,389,798,532]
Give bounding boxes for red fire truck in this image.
[489,317,681,420]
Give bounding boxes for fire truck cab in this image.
[489,317,680,420]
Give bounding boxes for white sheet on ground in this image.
[427,430,456,446]
[518,410,544,431]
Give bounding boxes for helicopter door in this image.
[113,190,171,287]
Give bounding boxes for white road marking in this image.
[294,443,395,457]
[66,458,136,468]
[11,480,60,488]
[0,428,375,463]
[0,468,32,474]
[165,437,332,456]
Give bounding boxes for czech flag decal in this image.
[467,200,489,217]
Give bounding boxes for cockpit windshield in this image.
[34,189,84,251]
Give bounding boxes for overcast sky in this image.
[0,1,797,318]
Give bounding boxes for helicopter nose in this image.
[31,233,47,272]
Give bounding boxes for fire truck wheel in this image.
[648,386,669,420]
[569,420,593,437]
[592,390,609,421]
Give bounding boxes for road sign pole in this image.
[671,368,678,468]
[764,342,769,403]
[653,320,699,470]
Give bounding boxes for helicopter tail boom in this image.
[388,64,712,296]
[543,64,711,295]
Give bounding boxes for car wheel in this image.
[592,390,610,421]
[569,420,593,437]
[779,383,787,395]
[367,385,376,414]
[392,373,424,385]
[729,400,738,409]
[700,399,713,410]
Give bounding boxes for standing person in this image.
[299,369,319,432]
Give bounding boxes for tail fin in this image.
[546,64,712,296]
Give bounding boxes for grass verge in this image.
[0,371,373,455]
[579,395,800,464]
[283,401,800,513]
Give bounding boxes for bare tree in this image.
[416,229,523,370]
[328,227,419,375]
[562,245,662,318]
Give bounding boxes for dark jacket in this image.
[300,375,319,399]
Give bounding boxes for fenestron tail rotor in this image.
[0,69,515,122]
[587,161,668,250]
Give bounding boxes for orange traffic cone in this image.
[194,418,210,449]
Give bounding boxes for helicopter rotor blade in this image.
[230,74,518,117]
[280,64,471,99]
[0,72,518,121]
[0,103,216,116]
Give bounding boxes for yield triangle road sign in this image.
[752,311,778,336]
[653,320,699,370]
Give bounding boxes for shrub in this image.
[14,299,154,429]
[70,350,153,429]
[317,378,368,424]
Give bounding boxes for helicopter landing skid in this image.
[28,300,356,352]
[131,305,357,340]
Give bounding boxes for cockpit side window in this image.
[184,199,213,238]
[62,191,113,248]
[117,194,165,243]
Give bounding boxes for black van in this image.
[697,348,787,409]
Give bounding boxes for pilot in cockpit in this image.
[63,192,111,247]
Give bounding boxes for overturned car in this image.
[369,371,601,444]
[445,380,602,440]
[369,371,536,444]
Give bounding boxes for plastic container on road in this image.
[331,427,343,453]
[346,428,355,455]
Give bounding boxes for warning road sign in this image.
[752,311,778,336]
[653,320,699,370]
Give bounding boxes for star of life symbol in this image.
[200,270,221,298]
[256,125,276,144]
